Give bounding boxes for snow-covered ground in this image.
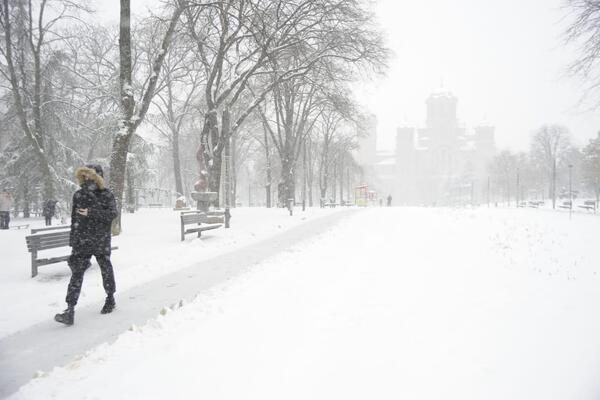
[8,207,600,400]
[0,207,346,338]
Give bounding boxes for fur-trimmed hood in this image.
[75,166,105,190]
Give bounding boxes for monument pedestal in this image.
[191,191,218,212]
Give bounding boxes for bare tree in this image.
[530,124,572,209]
[489,150,518,206]
[581,131,600,202]
[146,30,203,198]
[564,0,600,105]
[0,0,90,201]
[109,0,186,234]
[183,0,387,201]
[315,97,357,205]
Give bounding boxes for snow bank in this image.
[10,207,600,400]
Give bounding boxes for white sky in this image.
[93,0,600,152]
[361,0,600,151]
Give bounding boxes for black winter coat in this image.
[70,183,117,255]
[42,200,57,217]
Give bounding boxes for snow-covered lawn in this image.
[0,207,346,338]
[9,207,600,400]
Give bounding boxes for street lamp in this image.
[568,164,573,220]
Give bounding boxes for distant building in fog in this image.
[358,90,496,205]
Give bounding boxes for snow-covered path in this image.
[8,207,600,400]
[0,209,356,399]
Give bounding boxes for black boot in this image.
[101,295,115,314]
[54,307,74,325]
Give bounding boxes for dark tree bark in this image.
[109,0,184,234]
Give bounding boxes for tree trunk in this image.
[173,128,184,197]
[264,128,272,208]
[110,0,135,235]
[23,180,30,218]
[231,133,237,207]
[278,156,295,206]
[339,154,344,204]
[332,161,337,203]
[109,131,133,233]
[307,141,314,207]
[551,160,557,209]
[126,165,135,213]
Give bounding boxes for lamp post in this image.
[568,164,573,220]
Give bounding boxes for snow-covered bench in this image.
[559,201,572,209]
[180,210,223,241]
[528,201,543,208]
[578,200,596,212]
[25,226,118,278]
[10,224,30,230]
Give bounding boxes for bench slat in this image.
[206,216,224,224]
[27,241,71,252]
[26,235,70,247]
[35,246,119,266]
[36,255,71,266]
[181,213,207,224]
[30,225,70,234]
[184,224,222,234]
[27,231,70,241]
[26,234,70,244]
[181,215,202,224]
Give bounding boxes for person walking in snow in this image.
[42,199,57,226]
[0,189,13,229]
[386,195,392,207]
[55,165,118,325]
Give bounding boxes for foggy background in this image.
[93,0,600,152]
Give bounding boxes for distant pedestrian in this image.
[0,189,13,229]
[42,199,57,226]
[55,165,118,326]
[387,195,392,207]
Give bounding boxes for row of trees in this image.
[489,124,600,207]
[486,0,600,208]
[0,0,388,231]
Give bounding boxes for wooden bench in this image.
[559,201,572,209]
[148,203,163,208]
[10,224,30,230]
[180,211,223,241]
[25,225,118,278]
[578,200,597,212]
[323,202,339,208]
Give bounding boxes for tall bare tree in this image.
[0,0,89,201]
[183,0,387,201]
[530,124,572,209]
[110,0,185,234]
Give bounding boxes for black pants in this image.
[65,253,116,307]
[44,215,52,226]
[0,212,9,229]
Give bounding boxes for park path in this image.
[0,209,357,399]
